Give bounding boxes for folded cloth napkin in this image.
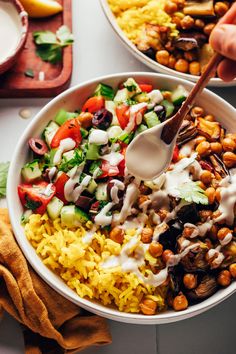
[0,209,112,354]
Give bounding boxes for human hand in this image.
[209,2,236,82]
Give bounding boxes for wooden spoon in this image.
[126,52,223,180]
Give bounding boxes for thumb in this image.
[209,24,236,61]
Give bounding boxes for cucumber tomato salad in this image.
[18,78,186,225]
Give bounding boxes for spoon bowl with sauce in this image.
[0,0,28,75]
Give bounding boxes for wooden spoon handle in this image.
[161,52,223,145]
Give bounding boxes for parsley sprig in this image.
[178,181,208,205]
[33,25,74,64]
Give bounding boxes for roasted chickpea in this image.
[210,142,222,154]
[229,263,236,278]
[204,114,215,122]
[205,187,216,205]
[212,210,225,224]
[217,270,231,287]
[164,1,178,14]
[141,228,153,244]
[109,227,124,244]
[173,0,185,9]
[162,249,174,263]
[223,152,236,168]
[200,170,212,185]
[222,137,236,152]
[214,2,229,16]
[191,106,204,118]
[140,298,157,315]
[78,112,93,128]
[173,293,188,311]
[195,135,206,145]
[195,18,205,29]
[162,91,172,101]
[217,227,232,242]
[215,187,221,202]
[208,225,219,241]
[158,208,168,221]
[189,61,200,76]
[196,141,211,157]
[175,59,189,73]
[180,15,194,30]
[204,23,216,36]
[149,242,163,257]
[183,274,197,289]
[168,55,176,69]
[172,15,181,28]
[156,50,170,66]
[183,226,195,238]
[225,133,236,143]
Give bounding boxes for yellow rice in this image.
[25,213,166,313]
[108,0,178,43]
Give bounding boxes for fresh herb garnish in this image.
[24,69,34,78]
[59,148,85,172]
[0,162,9,198]
[33,25,74,64]
[89,160,103,177]
[178,181,209,205]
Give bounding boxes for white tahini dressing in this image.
[64,164,90,203]
[110,179,125,204]
[125,103,147,133]
[0,1,22,64]
[216,174,236,225]
[94,202,114,227]
[53,138,76,165]
[102,152,124,166]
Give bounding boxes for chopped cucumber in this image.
[62,150,75,161]
[123,78,141,95]
[136,124,148,135]
[171,85,188,105]
[43,121,59,146]
[86,144,100,160]
[161,100,174,118]
[114,88,130,104]
[87,178,97,194]
[94,83,115,100]
[49,149,58,166]
[105,100,118,125]
[144,111,160,128]
[118,131,134,144]
[80,127,88,138]
[95,183,108,201]
[61,205,89,227]
[47,197,64,220]
[54,109,77,126]
[21,160,42,182]
[21,210,32,224]
[107,126,123,141]
[89,160,103,178]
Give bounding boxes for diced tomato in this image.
[138,84,153,93]
[118,145,127,176]
[98,160,120,178]
[54,172,69,204]
[116,104,130,130]
[18,181,56,215]
[51,118,82,149]
[172,145,179,163]
[82,96,105,113]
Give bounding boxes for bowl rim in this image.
[99,0,236,88]
[7,72,236,324]
[0,0,28,68]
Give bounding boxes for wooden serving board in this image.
[0,0,72,98]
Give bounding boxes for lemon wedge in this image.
[20,0,63,18]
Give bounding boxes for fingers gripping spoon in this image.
[126,53,223,181]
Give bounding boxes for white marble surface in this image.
[0,0,235,353]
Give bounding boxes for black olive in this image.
[154,105,166,122]
[141,48,156,60]
[29,138,48,155]
[92,108,112,130]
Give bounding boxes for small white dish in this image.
[7,72,236,324]
[100,0,236,88]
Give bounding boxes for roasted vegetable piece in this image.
[54,172,69,204]
[197,118,221,142]
[181,245,209,272]
[187,275,218,301]
[183,0,215,16]
[82,96,105,113]
[177,204,200,224]
[51,118,82,148]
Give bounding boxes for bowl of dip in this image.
[7,72,236,324]
[0,0,28,75]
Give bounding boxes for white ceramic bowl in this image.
[7,72,236,324]
[100,0,236,88]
